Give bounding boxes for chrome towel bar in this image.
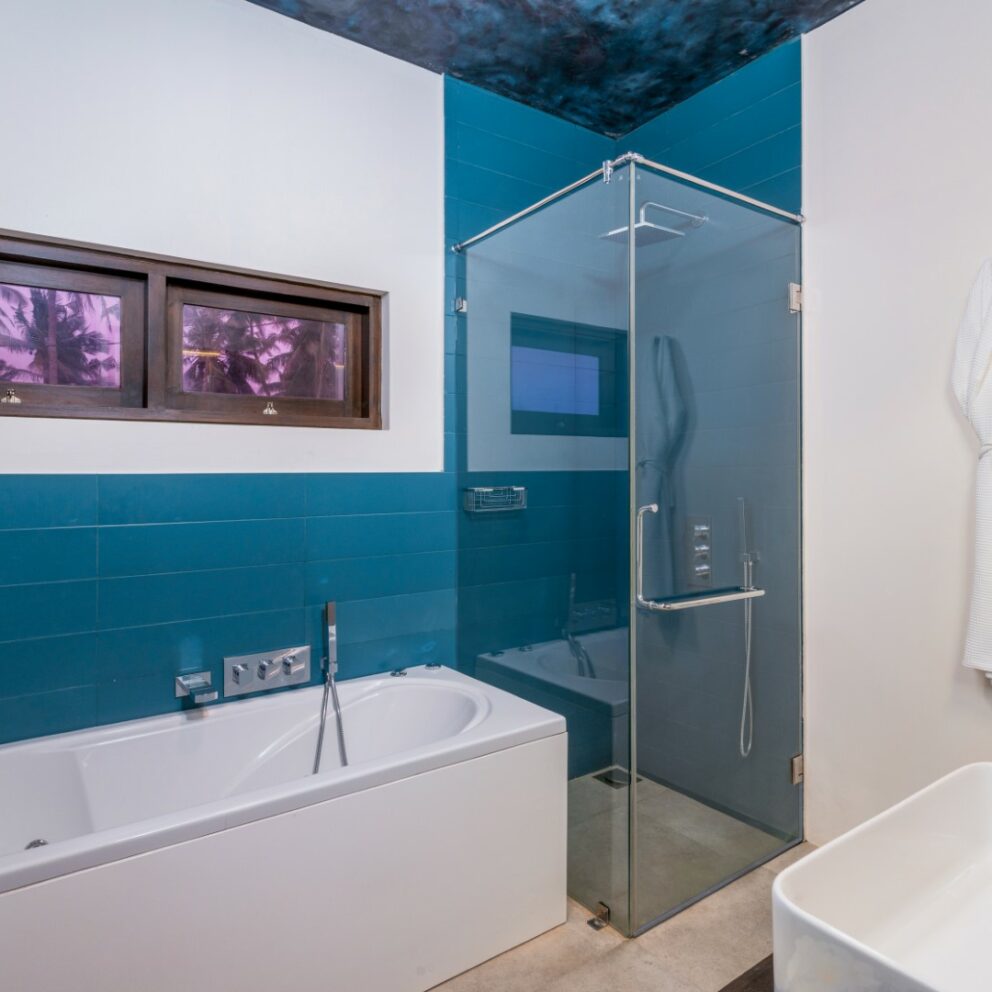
[635,504,765,612]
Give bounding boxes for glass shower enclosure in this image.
[455,154,802,936]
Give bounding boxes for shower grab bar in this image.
[636,504,765,612]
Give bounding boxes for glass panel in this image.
[181,304,347,399]
[631,166,802,931]
[0,282,121,388]
[510,314,626,437]
[461,168,633,933]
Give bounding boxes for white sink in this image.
[773,763,992,992]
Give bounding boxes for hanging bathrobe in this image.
[952,259,992,675]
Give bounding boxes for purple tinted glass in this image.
[181,304,347,400]
[0,283,121,388]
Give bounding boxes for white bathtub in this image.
[773,763,992,992]
[0,665,567,992]
[476,628,628,776]
[478,628,628,711]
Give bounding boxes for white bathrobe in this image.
[952,259,992,673]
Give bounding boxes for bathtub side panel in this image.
[0,733,568,992]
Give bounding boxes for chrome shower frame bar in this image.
[450,150,803,254]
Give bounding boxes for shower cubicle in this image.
[454,153,802,936]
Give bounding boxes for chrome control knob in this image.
[282,653,304,676]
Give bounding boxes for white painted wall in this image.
[803,0,992,843]
[0,0,444,473]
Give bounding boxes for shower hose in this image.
[739,593,754,759]
[313,659,348,774]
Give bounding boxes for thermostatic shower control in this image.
[687,517,713,587]
[224,645,311,697]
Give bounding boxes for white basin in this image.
[773,763,992,991]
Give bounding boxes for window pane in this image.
[181,304,347,400]
[512,345,600,415]
[0,282,121,388]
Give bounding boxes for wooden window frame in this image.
[0,229,383,430]
[0,260,145,413]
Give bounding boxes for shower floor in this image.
[568,769,788,932]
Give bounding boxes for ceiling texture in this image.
[247,0,862,137]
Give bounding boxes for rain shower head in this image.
[600,200,707,246]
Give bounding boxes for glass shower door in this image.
[460,168,635,933]
[629,164,802,932]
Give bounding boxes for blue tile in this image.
[97,608,308,681]
[308,588,457,647]
[0,528,97,585]
[305,473,454,516]
[0,633,98,698]
[305,550,456,605]
[626,41,801,212]
[628,40,801,154]
[98,564,304,629]
[305,511,456,560]
[337,627,457,680]
[448,123,600,191]
[743,168,801,215]
[0,476,98,530]
[98,518,306,577]
[0,686,98,744]
[445,78,611,163]
[95,675,184,726]
[705,126,801,192]
[0,580,97,641]
[99,474,305,525]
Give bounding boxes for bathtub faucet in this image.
[175,671,218,705]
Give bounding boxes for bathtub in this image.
[476,627,628,777]
[773,763,992,992]
[0,665,567,992]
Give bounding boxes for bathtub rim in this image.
[0,665,565,895]
[476,627,630,716]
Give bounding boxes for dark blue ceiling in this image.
[247,0,862,137]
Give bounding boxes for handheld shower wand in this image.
[313,601,348,774]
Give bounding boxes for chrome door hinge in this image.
[791,754,804,785]
[788,283,803,314]
[454,297,468,314]
[587,901,611,930]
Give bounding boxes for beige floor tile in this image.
[636,865,776,990]
[567,771,787,929]
[435,900,623,992]
[545,943,703,992]
[761,840,815,875]
[440,778,793,992]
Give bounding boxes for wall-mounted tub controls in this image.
[687,516,713,588]
[224,645,311,698]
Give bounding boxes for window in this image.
[510,313,626,437]
[0,231,382,429]
[0,262,144,412]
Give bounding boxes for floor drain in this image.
[593,768,642,790]
[24,838,48,850]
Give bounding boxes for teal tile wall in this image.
[0,474,456,744]
[624,39,801,213]
[445,78,627,684]
[0,44,800,746]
